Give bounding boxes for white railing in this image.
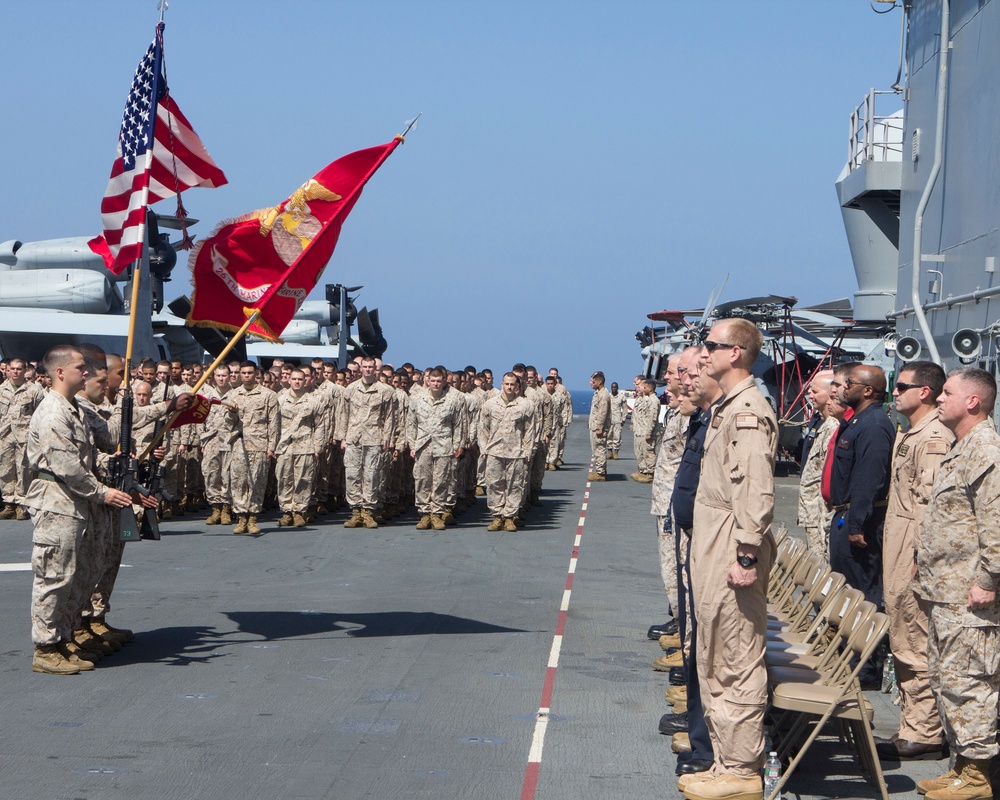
[848,89,904,172]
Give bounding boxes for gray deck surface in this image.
[0,420,944,799]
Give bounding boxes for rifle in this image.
[136,418,171,540]
[108,388,151,542]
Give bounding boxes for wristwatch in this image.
[737,554,758,569]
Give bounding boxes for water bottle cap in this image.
[769,751,777,756]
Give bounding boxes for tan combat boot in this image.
[0,503,16,520]
[671,732,692,754]
[344,508,363,528]
[678,767,716,792]
[292,511,307,528]
[32,644,81,675]
[475,485,485,496]
[58,643,97,670]
[206,505,222,525]
[926,759,994,800]
[654,651,684,671]
[441,510,456,526]
[90,619,128,646]
[503,517,518,532]
[75,628,114,656]
[278,512,293,527]
[361,509,379,529]
[587,471,605,481]
[15,505,30,520]
[487,517,504,532]
[84,622,121,652]
[681,772,763,800]
[416,515,432,530]
[97,619,134,643]
[430,514,446,531]
[660,633,682,650]
[666,686,688,704]
[919,760,965,796]
[246,515,261,534]
[233,514,249,534]
[220,504,233,525]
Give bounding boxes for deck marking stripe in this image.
[521,469,591,800]
[0,563,32,572]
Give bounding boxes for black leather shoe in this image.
[659,712,689,735]
[875,737,948,761]
[668,666,686,686]
[676,758,714,776]
[648,621,677,639]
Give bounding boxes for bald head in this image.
[852,365,887,399]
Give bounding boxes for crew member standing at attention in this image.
[875,361,952,762]
[916,368,1000,800]
[478,372,534,532]
[683,319,777,800]
[632,379,659,483]
[608,382,628,460]
[227,361,280,535]
[795,370,838,561]
[828,363,894,675]
[23,346,133,675]
[588,371,611,482]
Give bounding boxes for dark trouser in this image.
[830,507,886,682]
[677,521,714,763]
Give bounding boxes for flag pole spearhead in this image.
[398,113,422,142]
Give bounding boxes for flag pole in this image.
[136,308,261,463]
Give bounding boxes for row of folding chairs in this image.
[761,532,890,800]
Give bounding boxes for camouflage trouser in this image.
[413,449,457,514]
[927,602,1000,759]
[547,426,565,465]
[331,447,345,500]
[1,439,31,505]
[202,441,231,506]
[29,508,87,645]
[477,453,487,489]
[276,453,315,512]
[484,455,527,518]
[530,442,547,492]
[589,430,608,475]
[229,441,269,514]
[803,525,828,563]
[555,422,570,463]
[344,444,387,510]
[161,431,181,501]
[84,505,126,622]
[181,447,201,497]
[656,515,680,618]
[0,433,14,502]
[312,448,332,504]
[608,422,622,453]
[635,434,656,475]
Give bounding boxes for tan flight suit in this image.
[23,392,109,646]
[883,408,952,744]
[608,392,628,456]
[691,376,777,776]
[478,394,533,519]
[589,386,612,476]
[335,379,396,511]
[918,420,1000,761]
[0,379,46,506]
[227,385,280,515]
[275,391,323,514]
[632,394,659,475]
[201,385,235,508]
[796,414,839,561]
[650,409,690,617]
[407,388,467,515]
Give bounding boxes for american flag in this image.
[89,23,226,275]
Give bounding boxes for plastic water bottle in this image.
[764,751,782,800]
[881,653,894,693]
[889,657,900,704]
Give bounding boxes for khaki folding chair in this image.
[768,556,832,633]
[766,609,890,800]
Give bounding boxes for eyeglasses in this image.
[843,378,873,390]
[703,340,738,353]
[894,381,924,393]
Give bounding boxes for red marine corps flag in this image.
[186,138,402,341]
[89,22,227,275]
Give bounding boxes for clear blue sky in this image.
[1,1,903,390]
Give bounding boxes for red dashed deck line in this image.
[520,477,591,800]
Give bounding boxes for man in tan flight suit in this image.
[227,361,280,534]
[336,355,397,529]
[479,372,534,532]
[23,346,134,674]
[608,382,628,460]
[588,371,611,481]
[914,368,1000,800]
[684,319,777,800]
[874,361,952,761]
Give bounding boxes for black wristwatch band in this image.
[737,554,758,569]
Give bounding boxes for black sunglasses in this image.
[894,381,925,393]
[703,340,738,353]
